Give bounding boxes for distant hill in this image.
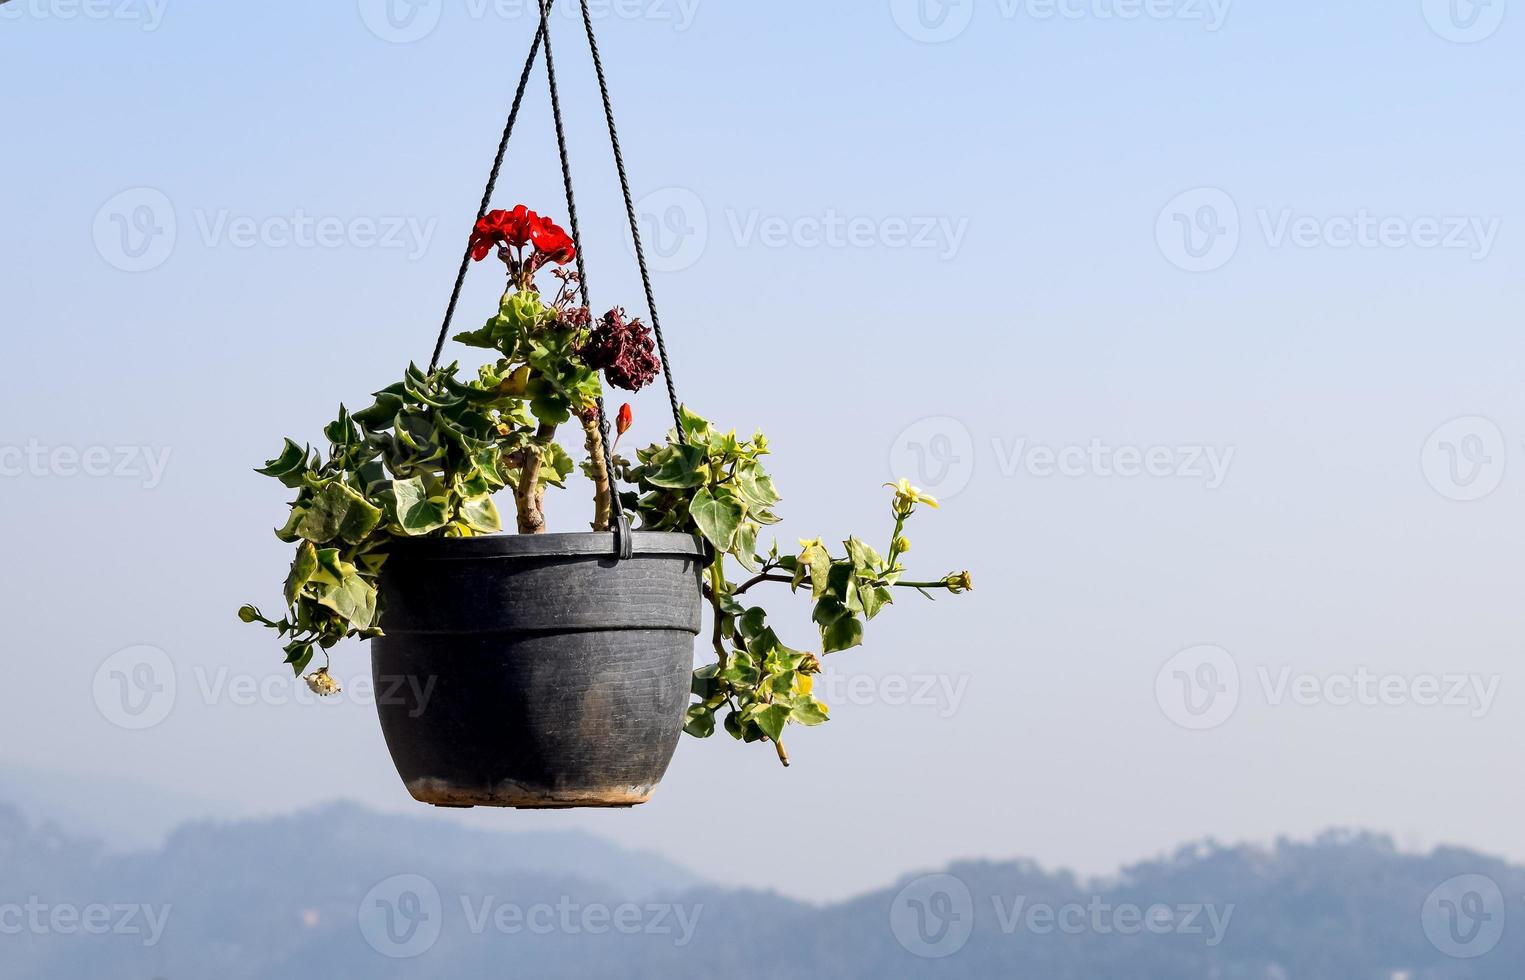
[0,765,237,852]
[0,800,1520,979]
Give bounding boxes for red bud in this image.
[616,403,633,437]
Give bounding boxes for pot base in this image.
[407,777,654,810]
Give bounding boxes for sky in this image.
[2,0,1524,903]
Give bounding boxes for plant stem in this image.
[732,573,794,595]
[886,514,908,575]
[515,421,557,534]
[733,571,949,597]
[708,561,729,668]
[582,414,613,531]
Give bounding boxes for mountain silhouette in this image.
[0,799,1519,978]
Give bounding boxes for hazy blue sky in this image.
[2,0,1524,902]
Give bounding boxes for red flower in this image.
[530,216,576,265]
[469,206,535,262]
[469,204,577,275]
[616,403,633,437]
[530,213,577,265]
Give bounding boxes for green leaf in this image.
[458,469,493,499]
[323,406,357,448]
[717,592,748,620]
[745,703,791,743]
[845,537,884,574]
[459,495,501,534]
[720,651,761,691]
[357,460,388,494]
[284,541,319,606]
[748,627,781,661]
[683,704,716,738]
[391,477,449,535]
[791,696,830,727]
[529,392,572,427]
[762,643,807,676]
[691,664,722,700]
[689,486,745,552]
[298,482,383,545]
[352,393,405,428]
[453,323,499,350]
[821,612,864,654]
[738,607,768,642]
[310,555,379,629]
[283,641,314,676]
[542,442,575,488]
[274,506,306,543]
[734,523,759,572]
[824,562,854,602]
[813,595,849,629]
[394,412,436,451]
[855,581,894,621]
[643,444,709,490]
[737,469,781,509]
[806,547,834,600]
[256,439,310,488]
[677,406,713,444]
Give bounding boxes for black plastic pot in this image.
[371,531,704,809]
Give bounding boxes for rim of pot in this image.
[383,530,706,560]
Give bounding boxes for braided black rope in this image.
[540,0,627,536]
[428,3,554,372]
[425,5,683,546]
[577,0,687,444]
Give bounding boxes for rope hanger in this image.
[427,0,689,554]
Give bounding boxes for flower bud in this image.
[617,403,634,437]
[944,571,973,594]
[892,538,911,555]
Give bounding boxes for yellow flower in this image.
[944,571,974,595]
[305,668,342,697]
[886,478,939,513]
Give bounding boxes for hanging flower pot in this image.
[239,2,974,810]
[372,533,704,808]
